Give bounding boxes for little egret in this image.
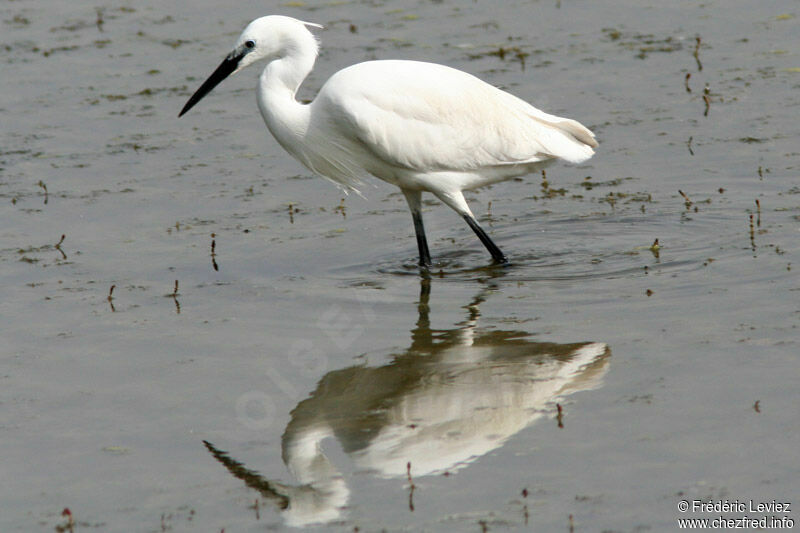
[179,15,598,266]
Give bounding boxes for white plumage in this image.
[180,15,597,266]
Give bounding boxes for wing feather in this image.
[317,60,596,174]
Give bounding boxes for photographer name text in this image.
[683,500,791,514]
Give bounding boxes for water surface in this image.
[1,0,798,531]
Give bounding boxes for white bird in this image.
[180,15,598,266]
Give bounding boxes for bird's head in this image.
[179,15,322,117]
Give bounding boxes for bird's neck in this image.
[256,48,316,155]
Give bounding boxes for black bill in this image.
[179,49,245,117]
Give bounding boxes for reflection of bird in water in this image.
[205,279,610,527]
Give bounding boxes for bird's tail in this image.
[553,118,598,149]
[535,115,597,164]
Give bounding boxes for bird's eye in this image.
[244,40,255,49]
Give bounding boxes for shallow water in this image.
[2,0,799,531]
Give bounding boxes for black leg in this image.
[463,214,508,264]
[402,189,433,268]
[412,208,432,267]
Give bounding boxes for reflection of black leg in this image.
[411,208,432,267]
[464,215,508,264]
[409,277,432,350]
[417,277,431,325]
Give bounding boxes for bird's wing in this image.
[319,61,596,174]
